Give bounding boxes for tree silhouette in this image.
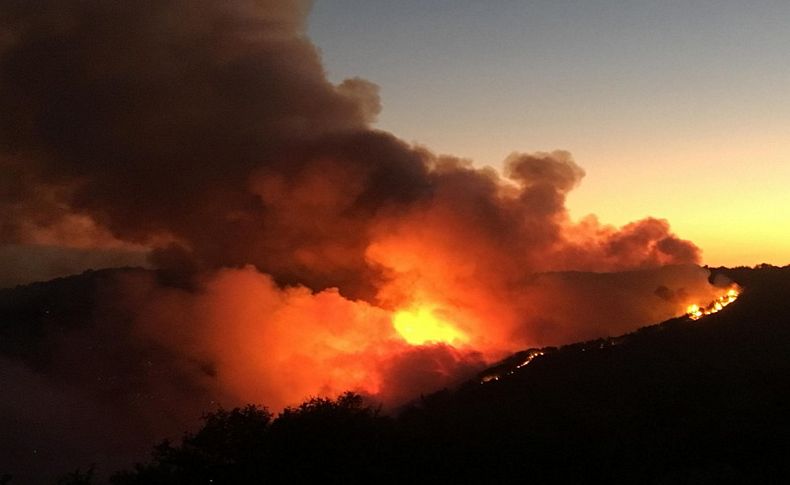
[57,466,95,485]
[266,392,394,482]
[111,405,272,485]
[110,393,394,484]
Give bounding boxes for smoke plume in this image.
[0,1,717,480]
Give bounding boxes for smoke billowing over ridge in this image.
[0,2,721,478]
[0,0,699,288]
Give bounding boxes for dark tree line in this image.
[106,393,396,485]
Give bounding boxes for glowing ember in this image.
[392,306,468,345]
[479,349,546,383]
[515,350,545,369]
[686,287,740,320]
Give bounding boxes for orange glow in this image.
[480,349,545,383]
[515,349,545,369]
[129,263,737,411]
[392,305,468,345]
[686,287,740,320]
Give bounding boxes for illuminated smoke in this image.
[0,0,712,416]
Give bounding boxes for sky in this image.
[308,0,790,267]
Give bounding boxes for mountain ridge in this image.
[2,265,790,483]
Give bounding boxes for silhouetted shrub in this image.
[110,394,395,484]
[111,405,272,485]
[57,466,95,485]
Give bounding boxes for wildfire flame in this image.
[480,349,545,383]
[515,349,545,369]
[686,287,740,320]
[392,305,468,346]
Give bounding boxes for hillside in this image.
[0,268,221,484]
[398,265,790,482]
[2,265,790,483]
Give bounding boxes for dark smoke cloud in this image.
[0,0,699,296]
[0,1,709,482]
[1,0,395,291]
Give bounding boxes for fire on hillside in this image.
[686,287,740,320]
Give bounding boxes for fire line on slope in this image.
[686,287,740,321]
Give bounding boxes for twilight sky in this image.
[308,0,790,267]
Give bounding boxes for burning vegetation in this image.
[686,287,741,320]
[479,282,743,385]
[392,305,468,346]
[479,349,547,383]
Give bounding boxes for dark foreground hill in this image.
[0,269,226,484]
[3,265,790,483]
[117,265,790,484]
[397,265,790,482]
